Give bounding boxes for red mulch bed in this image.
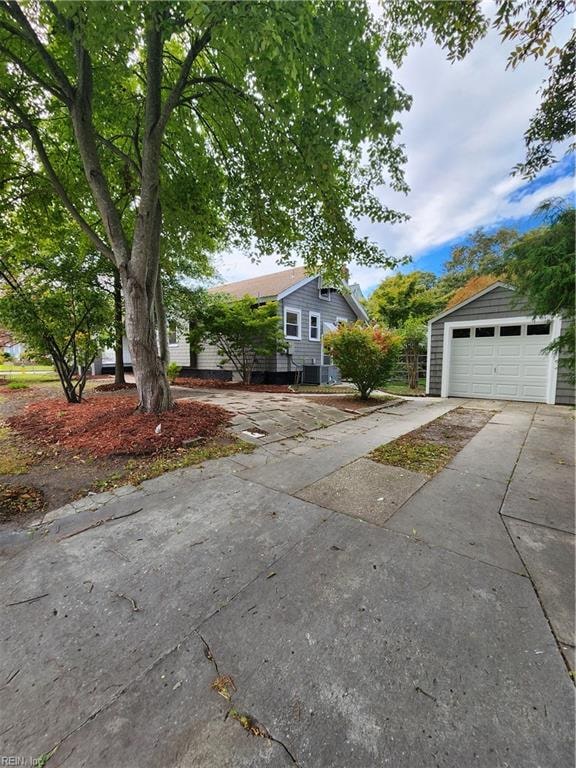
[174,377,291,393]
[8,395,232,458]
[94,382,138,392]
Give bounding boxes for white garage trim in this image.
[440,316,561,404]
[425,322,432,395]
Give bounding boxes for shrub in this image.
[324,323,400,400]
[166,362,181,384]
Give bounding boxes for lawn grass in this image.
[0,424,33,475]
[380,378,427,397]
[0,363,53,372]
[370,438,452,475]
[0,373,59,385]
[95,437,255,491]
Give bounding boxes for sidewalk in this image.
[0,398,573,768]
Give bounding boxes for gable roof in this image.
[208,265,369,322]
[429,281,513,324]
[208,266,309,299]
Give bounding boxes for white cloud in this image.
[215,17,573,293]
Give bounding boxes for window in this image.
[453,328,470,338]
[168,322,178,345]
[499,325,521,337]
[309,311,321,341]
[336,316,349,326]
[319,287,331,301]
[527,323,550,335]
[284,307,301,340]
[475,326,495,338]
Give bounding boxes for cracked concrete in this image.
[0,397,574,767]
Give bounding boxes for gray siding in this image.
[555,318,574,405]
[194,277,361,376]
[278,279,358,373]
[429,286,574,405]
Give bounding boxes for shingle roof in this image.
[208,266,310,299]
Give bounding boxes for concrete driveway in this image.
[0,398,573,767]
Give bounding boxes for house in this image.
[180,266,368,384]
[99,266,368,384]
[0,328,25,360]
[427,280,574,405]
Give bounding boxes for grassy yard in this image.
[379,378,427,397]
[0,362,54,372]
[0,370,60,389]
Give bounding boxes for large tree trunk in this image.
[113,269,126,386]
[122,265,172,413]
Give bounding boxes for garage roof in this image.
[429,281,513,324]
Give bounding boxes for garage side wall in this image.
[429,286,574,405]
[555,318,574,405]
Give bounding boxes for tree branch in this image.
[158,24,214,132]
[2,1,74,103]
[0,90,115,261]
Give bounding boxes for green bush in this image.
[324,323,401,400]
[166,362,181,383]
[7,380,29,390]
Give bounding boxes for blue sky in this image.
[215,7,574,296]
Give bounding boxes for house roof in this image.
[429,280,512,324]
[208,266,309,299]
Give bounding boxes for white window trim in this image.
[284,306,301,341]
[439,315,560,404]
[309,311,321,342]
[335,316,349,325]
[319,287,331,301]
[167,323,179,347]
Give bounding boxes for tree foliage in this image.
[382,0,575,177]
[367,271,447,326]
[0,222,113,402]
[0,1,413,411]
[324,323,400,400]
[190,294,286,384]
[398,316,427,390]
[503,202,575,375]
[439,227,519,292]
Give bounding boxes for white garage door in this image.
[447,321,552,402]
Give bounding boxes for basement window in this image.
[475,327,495,338]
[527,323,550,335]
[499,325,521,337]
[452,328,470,338]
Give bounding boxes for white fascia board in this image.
[429,282,512,324]
[276,276,318,301]
[342,292,369,321]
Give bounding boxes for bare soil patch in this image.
[0,484,44,523]
[304,394,398,412]
[370,407,494,475]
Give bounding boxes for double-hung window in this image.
[309,311,321,341]
[168,322,178,346]
[284,307,301,340]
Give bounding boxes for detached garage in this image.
[427,282,574,405]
